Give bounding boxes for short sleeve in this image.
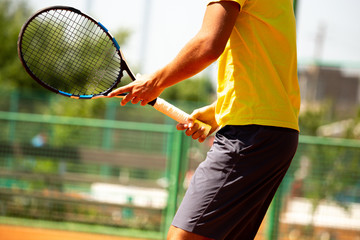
[206,0,246,11]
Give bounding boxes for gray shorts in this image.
[172,125,299,240]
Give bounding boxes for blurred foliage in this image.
[0,0,33,90]
[296,102,360,214]
[301,145,360,204]
[299,101,360,139]
[298,103,331,135]
[162,75,215,104]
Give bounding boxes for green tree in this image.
[298,102,335,136]
[0,0,33,90]
[295,103,360,231]
[161,75,215,106]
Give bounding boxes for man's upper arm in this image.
[200,1,240,57]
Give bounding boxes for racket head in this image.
[17,6,133,99]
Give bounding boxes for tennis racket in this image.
[17,6,211,136]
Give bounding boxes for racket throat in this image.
[120,59,136,81]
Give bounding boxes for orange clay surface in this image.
[0,225,150,240]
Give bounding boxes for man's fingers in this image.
[120,93,133,106]
[198,135,206,143]
[140,99,150,106]
[176,123,188,130]
[185,122,199,136]
[177,119,208,143]
[131,97,141,104]
[108,85,132,97]
[191,127,205,140]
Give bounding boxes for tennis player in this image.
[109,0,300,239]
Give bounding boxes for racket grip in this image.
[153,98,212,136]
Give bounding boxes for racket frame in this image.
[17,6,211,136]
[17,5,135,100]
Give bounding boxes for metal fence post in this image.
[163,129,186,239]
[6,91,19,169]
[265,184,284,240]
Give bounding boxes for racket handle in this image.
[153,98,212,136]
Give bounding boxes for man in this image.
[109,0,300,239]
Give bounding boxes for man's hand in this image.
[177,102,219,143]
[108,74,164,106]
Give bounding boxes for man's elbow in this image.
[202,40,225,62]
[195,32,227,62]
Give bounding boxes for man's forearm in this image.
[152,33,219,89]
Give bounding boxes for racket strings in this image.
[22,14,56,76]
[22,11,87,92]
[55,10,119,94]
[21,8,122,96]
[62,12,122,92]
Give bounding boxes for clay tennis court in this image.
[0,225,149,240]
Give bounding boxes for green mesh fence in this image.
[263,137,360,240]
[0,91,197,239]
[0,116,173,235]
[1,91,360,240]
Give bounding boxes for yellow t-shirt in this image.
[209,0,300,131]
